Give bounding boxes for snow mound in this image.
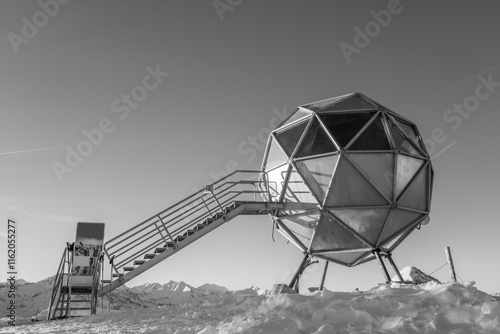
[7,281,500,333]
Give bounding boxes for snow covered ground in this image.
[2,275,500,334]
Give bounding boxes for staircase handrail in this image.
[47,247,68,320]
[103,170,272,276]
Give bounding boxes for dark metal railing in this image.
[103,170,274,278]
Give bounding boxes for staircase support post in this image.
[319,260,329,291]
[289,254,310,292]
[373,250,391,284]
[386,253,404,282]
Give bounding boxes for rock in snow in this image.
[393,266,441,284]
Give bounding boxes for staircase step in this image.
[196,223,206,231]
[144,254,155,259]
[101,280,111,284]
[166,242,175,248]
[186,229,195,236]
[175,235,186,242]
[124,267,134,271]
[154,247,166,253]
[61,286,92,294]
[134,260,146,265]
[112,273,123,278]
[70,307,91,311]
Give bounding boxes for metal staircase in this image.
[99,170,289,296]
[47,244,103,319]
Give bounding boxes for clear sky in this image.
[1,1,500,293]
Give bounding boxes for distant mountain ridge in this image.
[0,277,263,322]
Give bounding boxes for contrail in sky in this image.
[0,145,68,156]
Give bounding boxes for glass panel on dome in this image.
[398,165,429,212]
[265,137,288,170]
[348,115,391,150]
[389,116,426,153]
[381,230,406,251]
[281,108,313,128]
[280,213,320,250]
[387,120,421,156]
[266,164,289,200]
[325,157,387,207]
[301,94,351,112]
[322,95,377,112]
[284,168,319,204]
[355,253,376,265]
[295,155,338,203]
[331,208,390,245]
[275,121,309,156]
[311,214,367,251]
[320,112,375,148]
[322,251,370,265]
[378,209,423,244]
[282,212,320,228]
[349,153,394,200]
[295,118,337,158]
[395,155,424,198]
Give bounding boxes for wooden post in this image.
[319,261,329,290]
[445,246,457,282]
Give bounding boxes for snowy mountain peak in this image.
[395,266,440,284]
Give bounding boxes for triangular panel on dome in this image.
[349,153,394,200]
[395,155,425,199]
[264,136,288,171]
[319,112,376,148]
[325,157,387,207]
[275,120,309,156]
[321,94,378,112]
[388,115,427,153]
[295,155,338,203]
[311,214,367,252]
[279,212,320,250]
[380,229,408,252]
[284,168,320,204]
[330,207,390,246]
[378,209,423,245]
[347,114,392,150]
[386,118,422,156]
[352,252,376,266]
[301,94,352,112]
[320,250,371,266]
[280,108,313,128]
[295,118,337,158]
[397,164,429,212]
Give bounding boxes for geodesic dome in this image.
[261,93,433,267]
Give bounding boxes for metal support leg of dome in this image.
[319,261,329,291]
[289,254,311,292]
[385,253,404,282]
[373,249,391,284]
